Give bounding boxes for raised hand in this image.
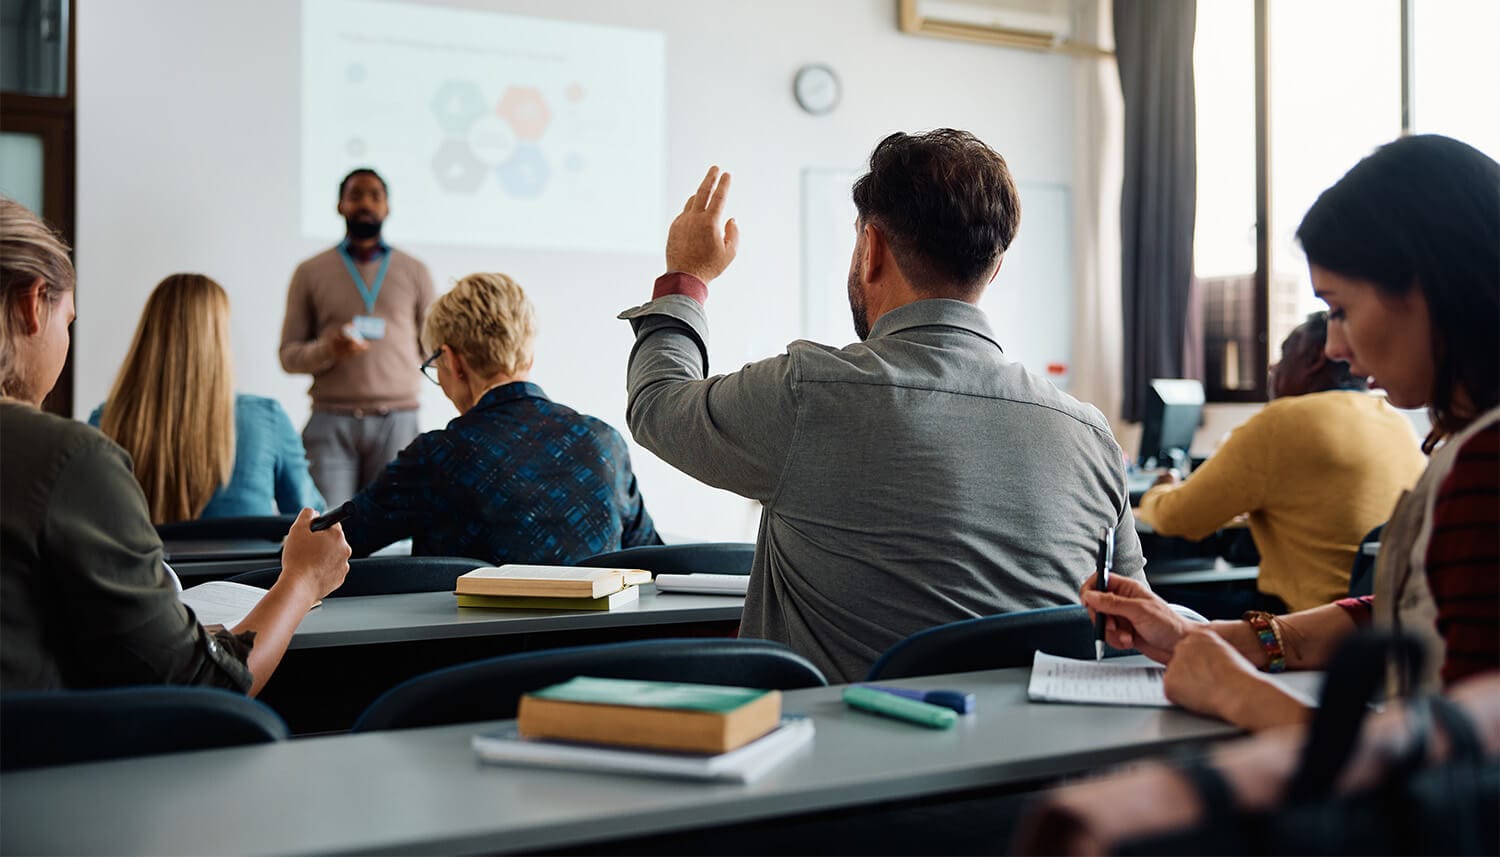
[665,166,739,284]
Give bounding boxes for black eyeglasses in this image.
[419,348,443,385]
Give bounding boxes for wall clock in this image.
[793,64,841,115]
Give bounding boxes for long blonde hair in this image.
[0,197,75,402]
[99,274,235,524]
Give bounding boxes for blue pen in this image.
[858,684,976,714]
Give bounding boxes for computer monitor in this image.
[1138,378,1204,469]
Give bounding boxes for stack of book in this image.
[454,564,653,611]
[472,676,814,782]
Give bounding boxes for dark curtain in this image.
[1115,0,1197,422]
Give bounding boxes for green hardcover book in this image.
[455,586,640,611]
[518,676,782,754]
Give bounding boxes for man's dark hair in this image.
[1293,311,1365,392]
[339,168,387,199]
[851,129,1020,296]
[1297,134,1498,441]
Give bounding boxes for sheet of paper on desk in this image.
[179,580,268,628]
[1027,651,1172,707]
[653,573,750,595]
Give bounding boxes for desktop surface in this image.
[2,663,1289,856]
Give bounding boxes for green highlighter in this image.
[842,685,958,729]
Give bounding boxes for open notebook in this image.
[1026,651,1172,707]
[1027,650,1326,709]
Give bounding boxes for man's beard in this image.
[847,261,870,341]
[346,216,383,240]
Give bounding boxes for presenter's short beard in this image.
[847,262,871,342]
[346,216,384,240]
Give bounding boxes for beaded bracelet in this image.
[1242,610,1287,673]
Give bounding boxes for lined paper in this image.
[1027,651,1173,707]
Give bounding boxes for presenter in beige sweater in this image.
[279,168,436,506]
[1136,311,1427,612]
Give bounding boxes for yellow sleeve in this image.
[1135,408,1274,540]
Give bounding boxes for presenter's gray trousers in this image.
[302,409,420,507]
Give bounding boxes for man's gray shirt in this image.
[620,294,1144,682]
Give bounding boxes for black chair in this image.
[1348,523,1385,598]
[155,515,297,542]
[866,605,1130,681]
[351,637,827,732]
[574,542,756,575]
[0,686,288,771]
[227,555,489,596]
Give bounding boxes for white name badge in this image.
[351,315,386,340]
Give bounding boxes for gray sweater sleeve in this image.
[619,295,799,503]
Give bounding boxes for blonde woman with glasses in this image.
[92,274,324,524]
[339,272,661,563]
[0,197,349,694]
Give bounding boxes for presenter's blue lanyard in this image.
[337,239,391,315]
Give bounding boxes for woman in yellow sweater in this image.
[1135,311,1427,612]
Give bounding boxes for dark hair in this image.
[1296,134,1499,440]
[851,129,1020,295]
[1292,311,1365,391]
[339,168,387,199]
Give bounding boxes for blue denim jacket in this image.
[90,394,324,518]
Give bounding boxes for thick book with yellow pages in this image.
[454,586,641,611]
[517,676,782,754]
[454,565,651,598]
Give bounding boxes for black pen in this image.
[310,501,355,532]
[1094,525,1115,661]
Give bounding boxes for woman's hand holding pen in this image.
[280,507,351,602]
[1079,574,1188,664]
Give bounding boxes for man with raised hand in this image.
[618,130,1144,682]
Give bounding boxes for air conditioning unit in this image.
[899,0,1079,53]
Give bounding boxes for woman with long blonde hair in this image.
[94,274,323,524]
[1,196,349,695]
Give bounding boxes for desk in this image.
[1148,564,1259,588]
[289,587,745,650]
[164,539,283,581]
[2,664,1306,856]
[262,586,745,733]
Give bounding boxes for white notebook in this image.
[652,573,750,596]
[179,580,269,629]
[472,716,813,783]
[1026,651,1172,707]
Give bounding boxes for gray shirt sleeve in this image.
[619,295,799,503]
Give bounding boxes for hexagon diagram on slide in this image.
[431,139,487,193]
[496,145,550,197]
[496,86,552,141]
[431,81,487,137]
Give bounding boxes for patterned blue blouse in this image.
[340,381,660,563]
[89,394,325,518]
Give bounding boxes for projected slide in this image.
[302,0,665,252]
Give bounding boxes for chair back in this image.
[866,605,1118,681]
[155,515,297,542]
[351,637,827,732]
[1347,523,1384,598]
[228,555,489,596]
[574,542,755,575]
[0,686,288,771]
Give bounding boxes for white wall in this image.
[76,0,1075,541]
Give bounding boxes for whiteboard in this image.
[800,169,1073,387]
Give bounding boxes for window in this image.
[1192,0,1474,402]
